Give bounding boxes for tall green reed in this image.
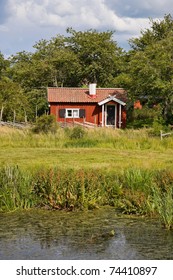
[0,164,173,230]
[150,169,173,229]
[151,186,173,230]
[0,166,33,211]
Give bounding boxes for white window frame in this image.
[65,108,79,118]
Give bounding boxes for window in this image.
[59,108,85,119]
[66,109,79,118]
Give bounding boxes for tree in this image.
[33,36,81,87]
[66,28,124,86]
[0,52,8,79]
[7,29,126,122]
[9,51,49,121]
[9,51,34,89]
[0,78,25,122]
[26,89,48,121]
[120,14,173,124]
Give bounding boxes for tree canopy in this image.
[1,17,173,125]
[116,14,173,123]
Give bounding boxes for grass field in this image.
[0,125,173,171]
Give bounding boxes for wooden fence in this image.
[160,130,172,140]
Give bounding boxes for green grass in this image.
[0,126,173,171]
[0,147,173,171]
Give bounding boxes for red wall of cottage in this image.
[50,103,102,125]
[50,102,126,128]
[121,107,126,128]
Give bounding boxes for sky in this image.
[0,0,172,56]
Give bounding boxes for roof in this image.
[47,87,127,105]
[98,95,126,106]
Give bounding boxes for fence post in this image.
[160,130,163,140]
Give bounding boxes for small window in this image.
[73,109,79,118]
[66,109,79,118]
[66,109,72,117]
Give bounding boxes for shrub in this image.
[70,126,86,139]
[32,115,57,134]
[128,105,164,129]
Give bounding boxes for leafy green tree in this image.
[9,51,34,89]
[33,36,81,87]
[9,51,49,121]
[66,28,124,86]
[119,14,173,124]
[0,52,9,79]
[0,78,25,122]
[7,29,126,123]
[26,89,48,121]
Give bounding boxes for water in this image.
[0,207,173,260]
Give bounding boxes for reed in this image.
[149,169,173,229]
[1,165,173,230]
[0,166,33,211]
[151,186,173,230]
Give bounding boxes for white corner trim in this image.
[98,95,126,106]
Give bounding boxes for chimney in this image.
[89,83,97,97]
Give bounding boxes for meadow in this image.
[1,125,173,170]
[1,125,173,229]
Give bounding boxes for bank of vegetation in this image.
[1,126,173,230]
[1,164,173,230]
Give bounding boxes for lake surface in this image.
[0,207,173,260]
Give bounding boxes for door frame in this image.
[105,104,117,127]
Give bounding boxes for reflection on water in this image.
[0,207,173,260]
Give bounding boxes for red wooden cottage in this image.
[47,84,127,128]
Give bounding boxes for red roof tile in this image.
[47,87,127,104]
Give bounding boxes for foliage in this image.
[32,115,57,134]
[1,16,173,126]
[0,166,33,211]
[66,28,124,86]
[151,185,173,230]
[121,14,173,124]
[1,29,126,122]
[128,105,165,131]
[1,164,173,230]
[0,52,9,78]
[69,126,86,139]
[0,78,26,122]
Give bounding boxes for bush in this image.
[70,126,86,139]
[128,105,164,129]
[32,115,57,134]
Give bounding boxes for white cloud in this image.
[1,0,173,55]
[0,25,8,32]
[6,0,150,33]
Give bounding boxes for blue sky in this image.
[0,0,172,56]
